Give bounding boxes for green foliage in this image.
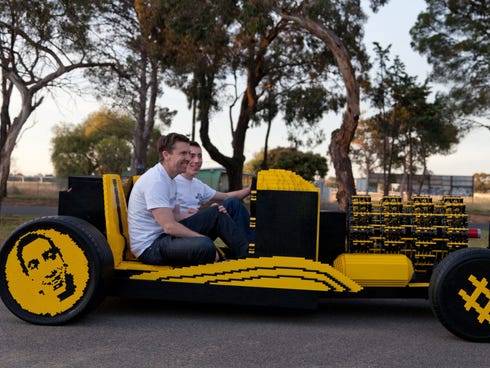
[282,85,340,147]
[94,136,132,175]
[0,0,110,54]
[410,0,489,120]
[51,108,135,177]
[51,124,98,177]
[245,147,328,181]
[83,108,134,141]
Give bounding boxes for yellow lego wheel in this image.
[0,216,113,325]
[429,248,490,342]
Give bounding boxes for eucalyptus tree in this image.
[368,42,395,194]
[272,0,390,208]
[361,48,459,198]
[88,0,176,174]
[393,80,459,197]
[410,0,489,127]
[139,0,387,210]
[0,0,114,207]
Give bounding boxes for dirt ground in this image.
[468,213,490,225]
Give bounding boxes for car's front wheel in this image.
[0,216,113,325]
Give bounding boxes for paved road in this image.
[0,296,488,368]
[0,205,57,216]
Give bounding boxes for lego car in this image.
[0,169,489,342]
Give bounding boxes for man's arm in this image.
[152,207,204,238]
[211,185,251,202]
[172,204,198,221]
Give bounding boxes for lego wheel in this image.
[429,247,490,342]
[0,216,113,325]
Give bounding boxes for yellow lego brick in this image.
[256,169,319,192]
[333,254,414,287]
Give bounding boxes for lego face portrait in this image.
[17,233,74,301]
[4,229,90,316]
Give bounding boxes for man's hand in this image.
[210,202,227,214]
[186,208,199,215]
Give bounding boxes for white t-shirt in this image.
[175,174,216,213]
[128,163,177,257]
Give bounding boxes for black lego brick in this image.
[253,190,318,259]
[58,176,106,235]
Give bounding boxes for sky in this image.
[9,0,490,177]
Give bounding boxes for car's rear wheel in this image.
[0,216,113,325]
[429,247,490,342]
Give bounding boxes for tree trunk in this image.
[417,153,429,196]
[0,156,10,209]
[329,120,357,211]
[198,24,275,191]
[407,130,414,199]
[365,170,370,195]
[386,133,397,196]
[0,95,34,209]
[382,134,389,195]
[196,69,242,189]
[279,13,359,210]
[417,167,427,196]
[261,116,272,170]
[0,76,12,202]
[200,89,247,191]
[131,56,158,174]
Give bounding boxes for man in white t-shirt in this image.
[127,133,249,266]
[175,141,254,244]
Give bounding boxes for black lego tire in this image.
[429,247,490,342]
[0,216,114,325]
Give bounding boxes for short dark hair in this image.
[157,133,189,160]
[189,141,201,149]
[17,233,63,275]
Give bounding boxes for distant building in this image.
[196,167,253,191]
[357,173,474,197]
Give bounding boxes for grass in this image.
[3,195,58,207]
[466,193,490,215]
[0,215,37,243]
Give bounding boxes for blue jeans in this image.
[139,205,249,266]
[222,197,255,244]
